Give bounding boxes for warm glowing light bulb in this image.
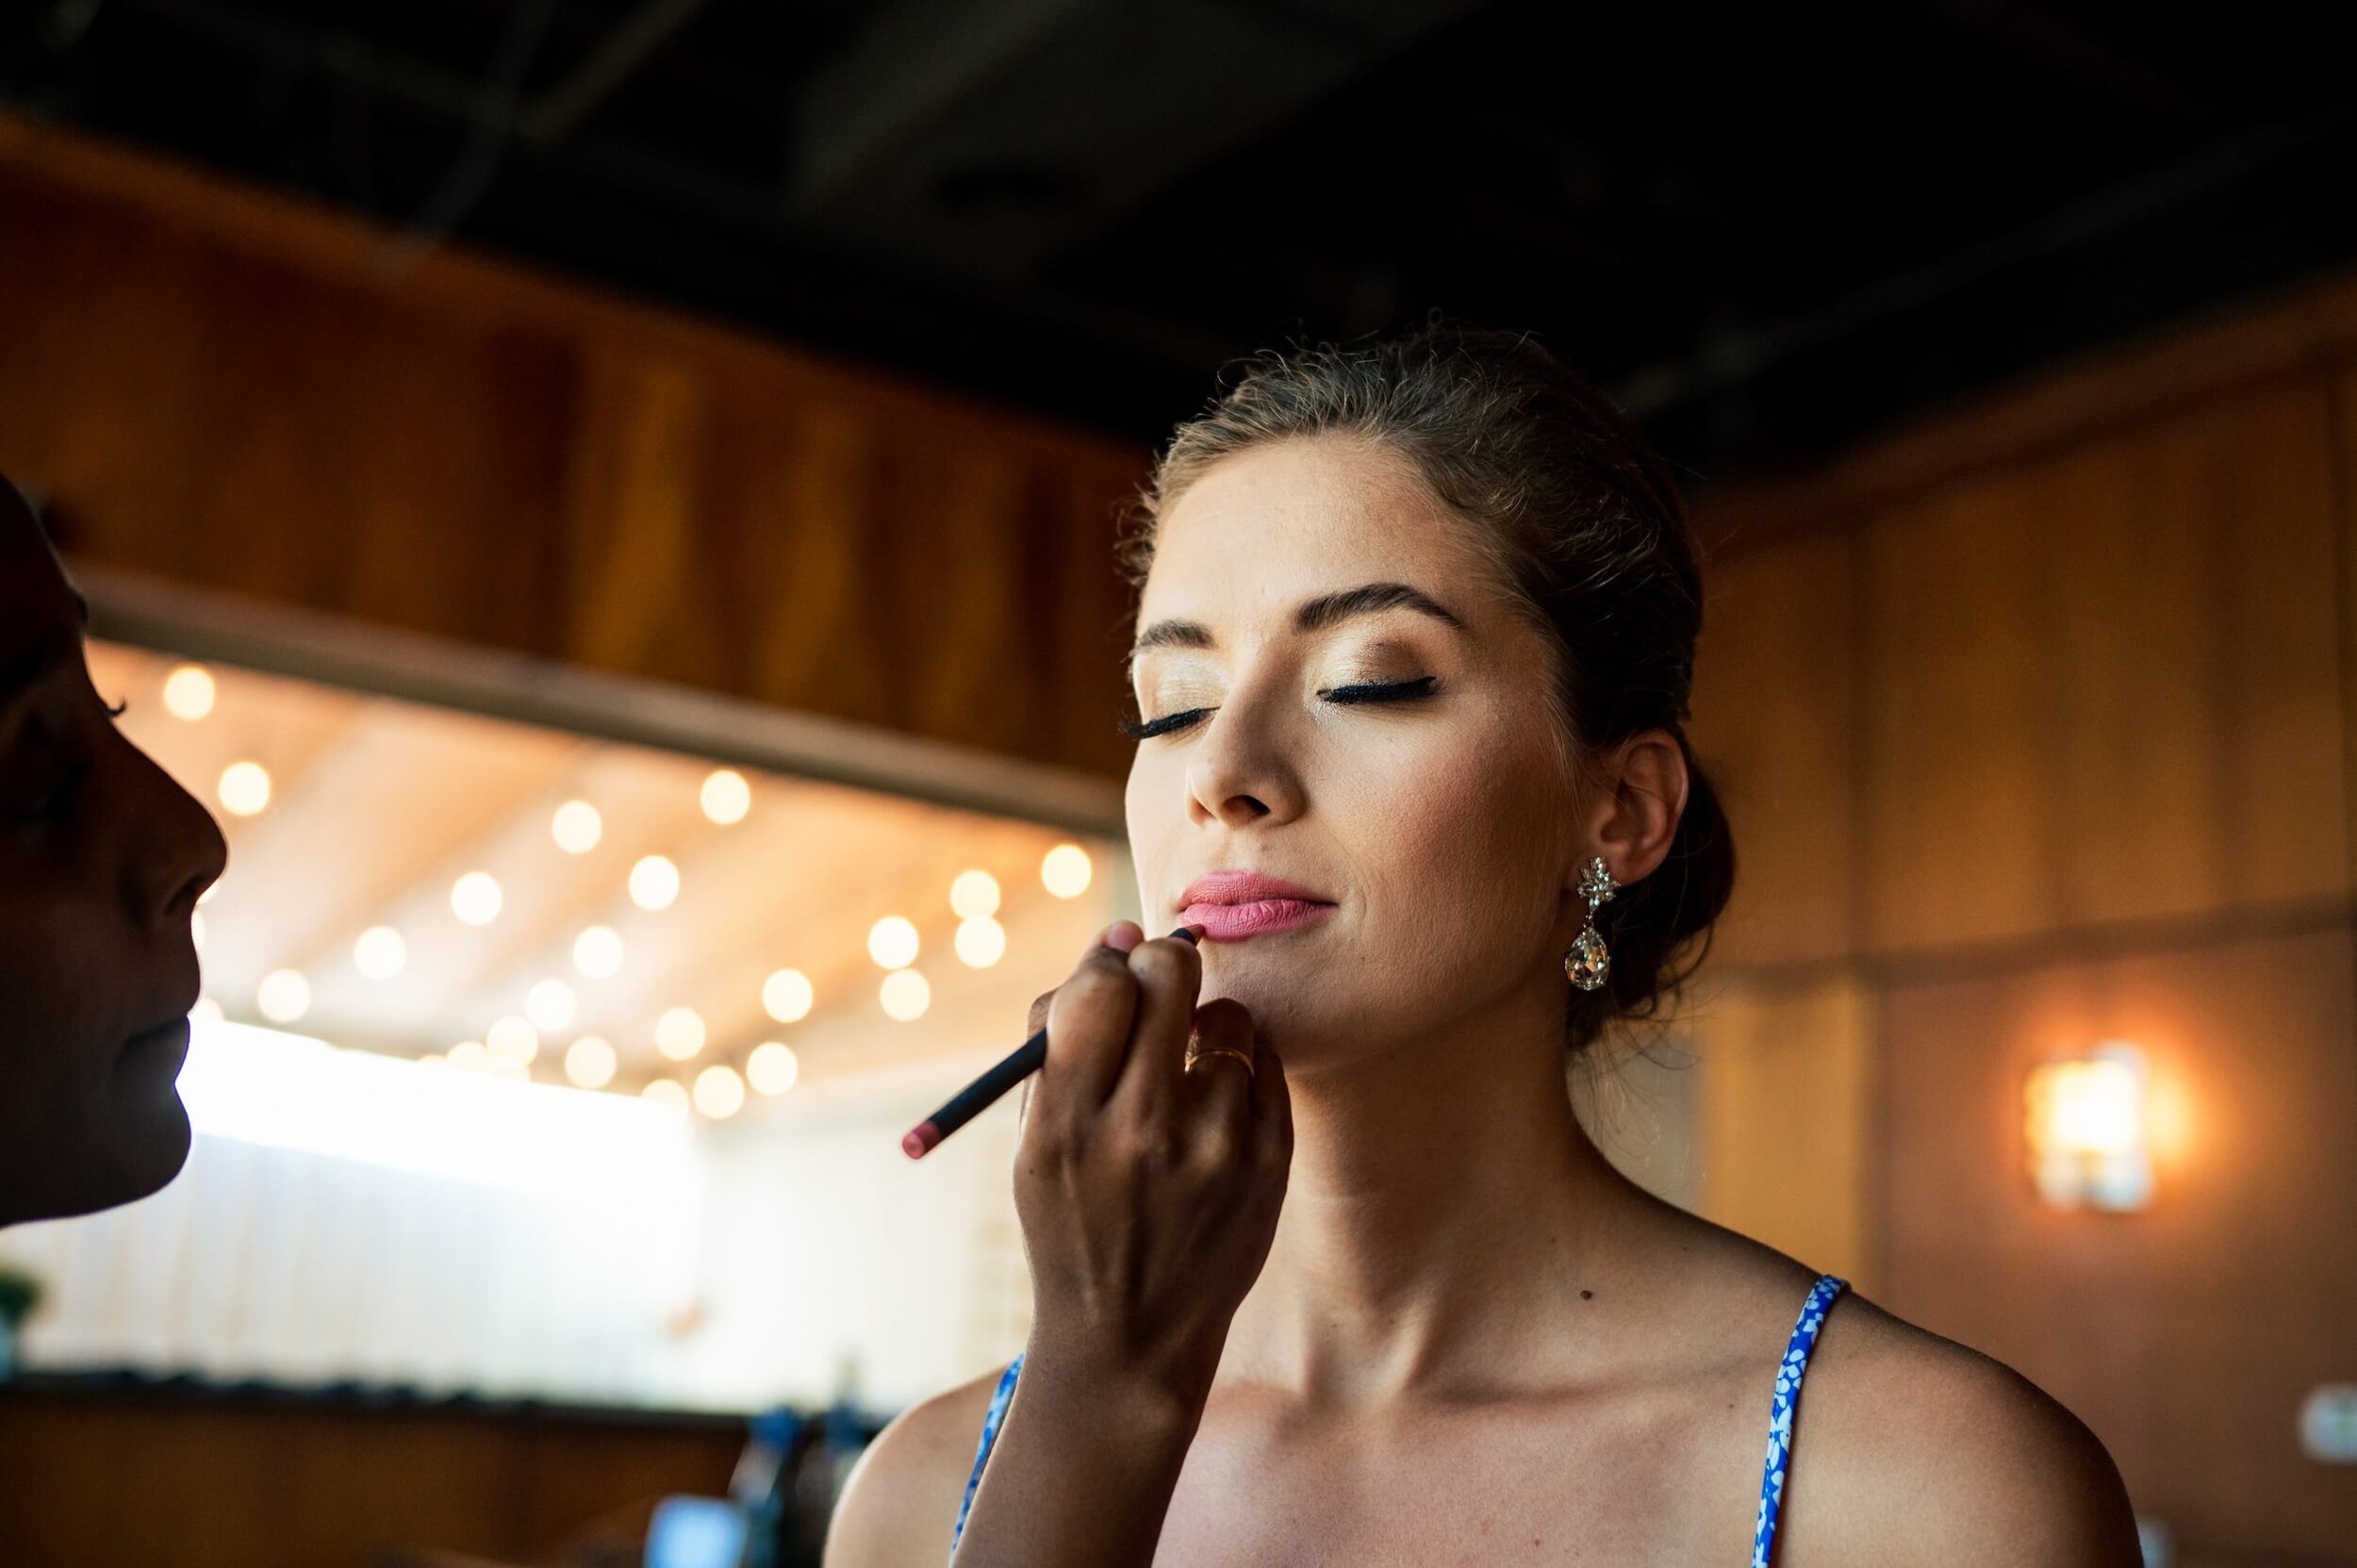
[701,768,751,825]
[162,665,216,721]
[525,979,577,1032]
[880,968,930,1021]
[1041,843,1093,898]
[190,996,223,1024]
[354,926,406,981]
[416,1053,444,1069]
[641,1079,688,1117]
[451,871,503,926]
[551,800,602,854]
[654,1006,706,1061]
[954,916,1006,968]
[693,1064,746,1119]
[573,925,624,980]
[868,916,919,969]
[630,855,680,912]
[762,967,813,1023]
[565,1035,617,1089]
[447,1040,489,1072]
[489,1058,530,1082]
[256,968,310,1024]
[747,1041,799,1096]
[218,761,272,817]
[949,868,1001,919]
[486,1015,539,1065]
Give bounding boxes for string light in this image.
[256,969,310,1024]
[955,916,1006,968]
[565,1036,617,1089]
[762,968,813,1023]
[452,871,503,926]
[486,1016,539,1066]
[630,855,680,912]
[218,761,272,817]
[693,1065,746,1119]
[747,1042,799,1096]
[551,801,602,854]
[162,665,216,721]
[354,926,406,981]
[701,768,751,825]
[1042,843,1093,898]
[641,1079,688,1118]
[950,869,1000,918]
[574,925,624,980]
[868,916,919,969]
[654,1006,705,1061]
[880,968,930,1021]
[447,1041,489,1072]
[526,979,577,1032]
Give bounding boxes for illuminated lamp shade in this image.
[746,1042,799,1096]
[574,925,624,980]
[2024,1041,2153,1212]
[1041,843,1092,899]
[641,1079,689,1118]
[162,665,216,721]
[654,1006,706,1061]
[255,968,310,1024]
[700,768,751,825]
[880,968,930,1022]
[949,869,1000,919]
[630,855,681,912]
[451,871,503,926]
[867,916,920,969]
[954,916,1006,969]
[354,926,406,981]
[551,800,602,854]
[218,761,272,817]
[693,1065,746,1119]
[762,968,813,1024]
[565,1035,617,1089]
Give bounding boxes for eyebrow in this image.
[1129,581,1468,670]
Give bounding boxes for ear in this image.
[1570,727,1689,897]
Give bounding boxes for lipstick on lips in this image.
[1178,868,1337,942]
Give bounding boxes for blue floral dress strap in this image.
[948,1351,1025,1561]
[1751,1273,1849,1567]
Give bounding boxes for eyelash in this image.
[1116,676,1440,741]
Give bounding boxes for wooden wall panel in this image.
[1878,925,2357,1557]
[0,122,1149,782]
[1857,377,2349,954]
[1689,974,1876,1289]
[1689,528,1859,967]
[0,1387,744,1568]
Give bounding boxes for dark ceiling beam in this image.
[1605,107,2350,421]
[788,0,1492,278]
[516,0,712,144]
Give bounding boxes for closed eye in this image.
[1116,676,1440,741]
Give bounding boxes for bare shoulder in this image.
[1785,1290,2142,1567]
[821,1362,1007,1568]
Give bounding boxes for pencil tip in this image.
[901,1121,940,1160]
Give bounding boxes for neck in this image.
[1219,980,1653,1411]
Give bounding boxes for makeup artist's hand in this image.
[1012,919,1293,1411]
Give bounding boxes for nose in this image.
[127,739,228,930]
[1184,689,1303,829]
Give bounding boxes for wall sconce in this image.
[2024,1041,2152,1212]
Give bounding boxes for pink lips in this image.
[1178,870,1336,942]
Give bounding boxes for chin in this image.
[69,1095,195,1221]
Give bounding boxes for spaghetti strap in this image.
[948,1352,1025,1561]
[1750,1273,1848,1567]
[950,1273,1852,1566]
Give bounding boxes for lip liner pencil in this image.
[901,923,1202,1160]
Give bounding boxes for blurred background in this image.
[0,2,2352,1565]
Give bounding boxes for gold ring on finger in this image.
[1185,1045,1255,1075]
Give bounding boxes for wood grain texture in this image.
[1856,375,2349,954]
[1877,924,2357,1559]
[0,120,1149,783]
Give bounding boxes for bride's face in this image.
[1123,436,1586,1064]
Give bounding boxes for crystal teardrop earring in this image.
[1564,855,1618,992]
